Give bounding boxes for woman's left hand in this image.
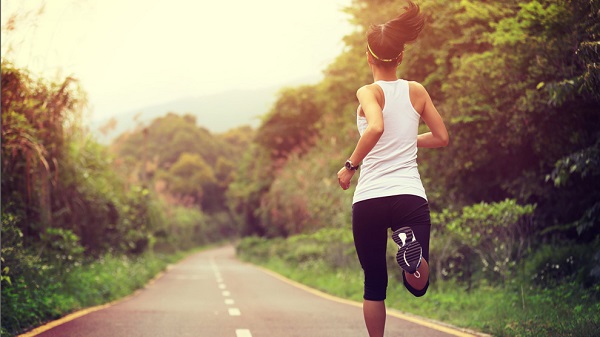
[337,167,355,190]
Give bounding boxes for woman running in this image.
[337,2,449,336]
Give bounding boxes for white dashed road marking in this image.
[211,254,252,335]
[236,329,252,337]
[228,308,241,316]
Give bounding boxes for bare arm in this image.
[337,85,384,190]
[410,82,449,148]
[348,85,384,164]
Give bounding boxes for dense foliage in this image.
[111,113,251,212]
[229,0,600,278]
[0,62,249,335]
[230,0,600,334]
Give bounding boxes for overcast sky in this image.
[1,0,354,123]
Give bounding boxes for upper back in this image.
[358,79,421,138]
[353,79,426,203]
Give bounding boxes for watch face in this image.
[345,161,352,170]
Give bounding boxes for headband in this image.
[367,43,402,62]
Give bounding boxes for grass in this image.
[4,235,597,337]
[237,234,600,337]
[1,247,205,337]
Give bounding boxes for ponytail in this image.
[367,1,425,67]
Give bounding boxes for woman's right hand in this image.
[337,167,355,190]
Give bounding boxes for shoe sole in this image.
[392,227,422,274]
[391,226,414,247]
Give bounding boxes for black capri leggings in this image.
[352,194,431,301]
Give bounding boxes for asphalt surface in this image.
[31,245,475,337]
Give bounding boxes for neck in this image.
[371,64,398,82]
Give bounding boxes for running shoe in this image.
[391,227,422,274]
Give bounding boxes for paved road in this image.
[30,245,478,337]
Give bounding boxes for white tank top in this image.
[352,79,427,204]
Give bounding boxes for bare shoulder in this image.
[408,81,427,95]
[356,84,380,97]
[357,83,384,107]
[407,81,428,113]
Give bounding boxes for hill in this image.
[89,76,319,142]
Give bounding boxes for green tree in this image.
[164,153,216,207]
[255,85,322,161]
[1,62,83,233]
[226,143,276,236]
[113,113,249,213]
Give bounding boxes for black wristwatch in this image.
[345,159,359,171]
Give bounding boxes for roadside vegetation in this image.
[0,61,246,336]
[231,1,600,336]
[237,225,599,337]
[1,236,191,337]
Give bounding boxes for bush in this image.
[39,228,85,271]
[524,242,600,289]
[237,229,600,337]
[435,199,536,285]
[1,247,179,337]
[236,236,285,264]
[237,228,359,271]
[1,211,58,336]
